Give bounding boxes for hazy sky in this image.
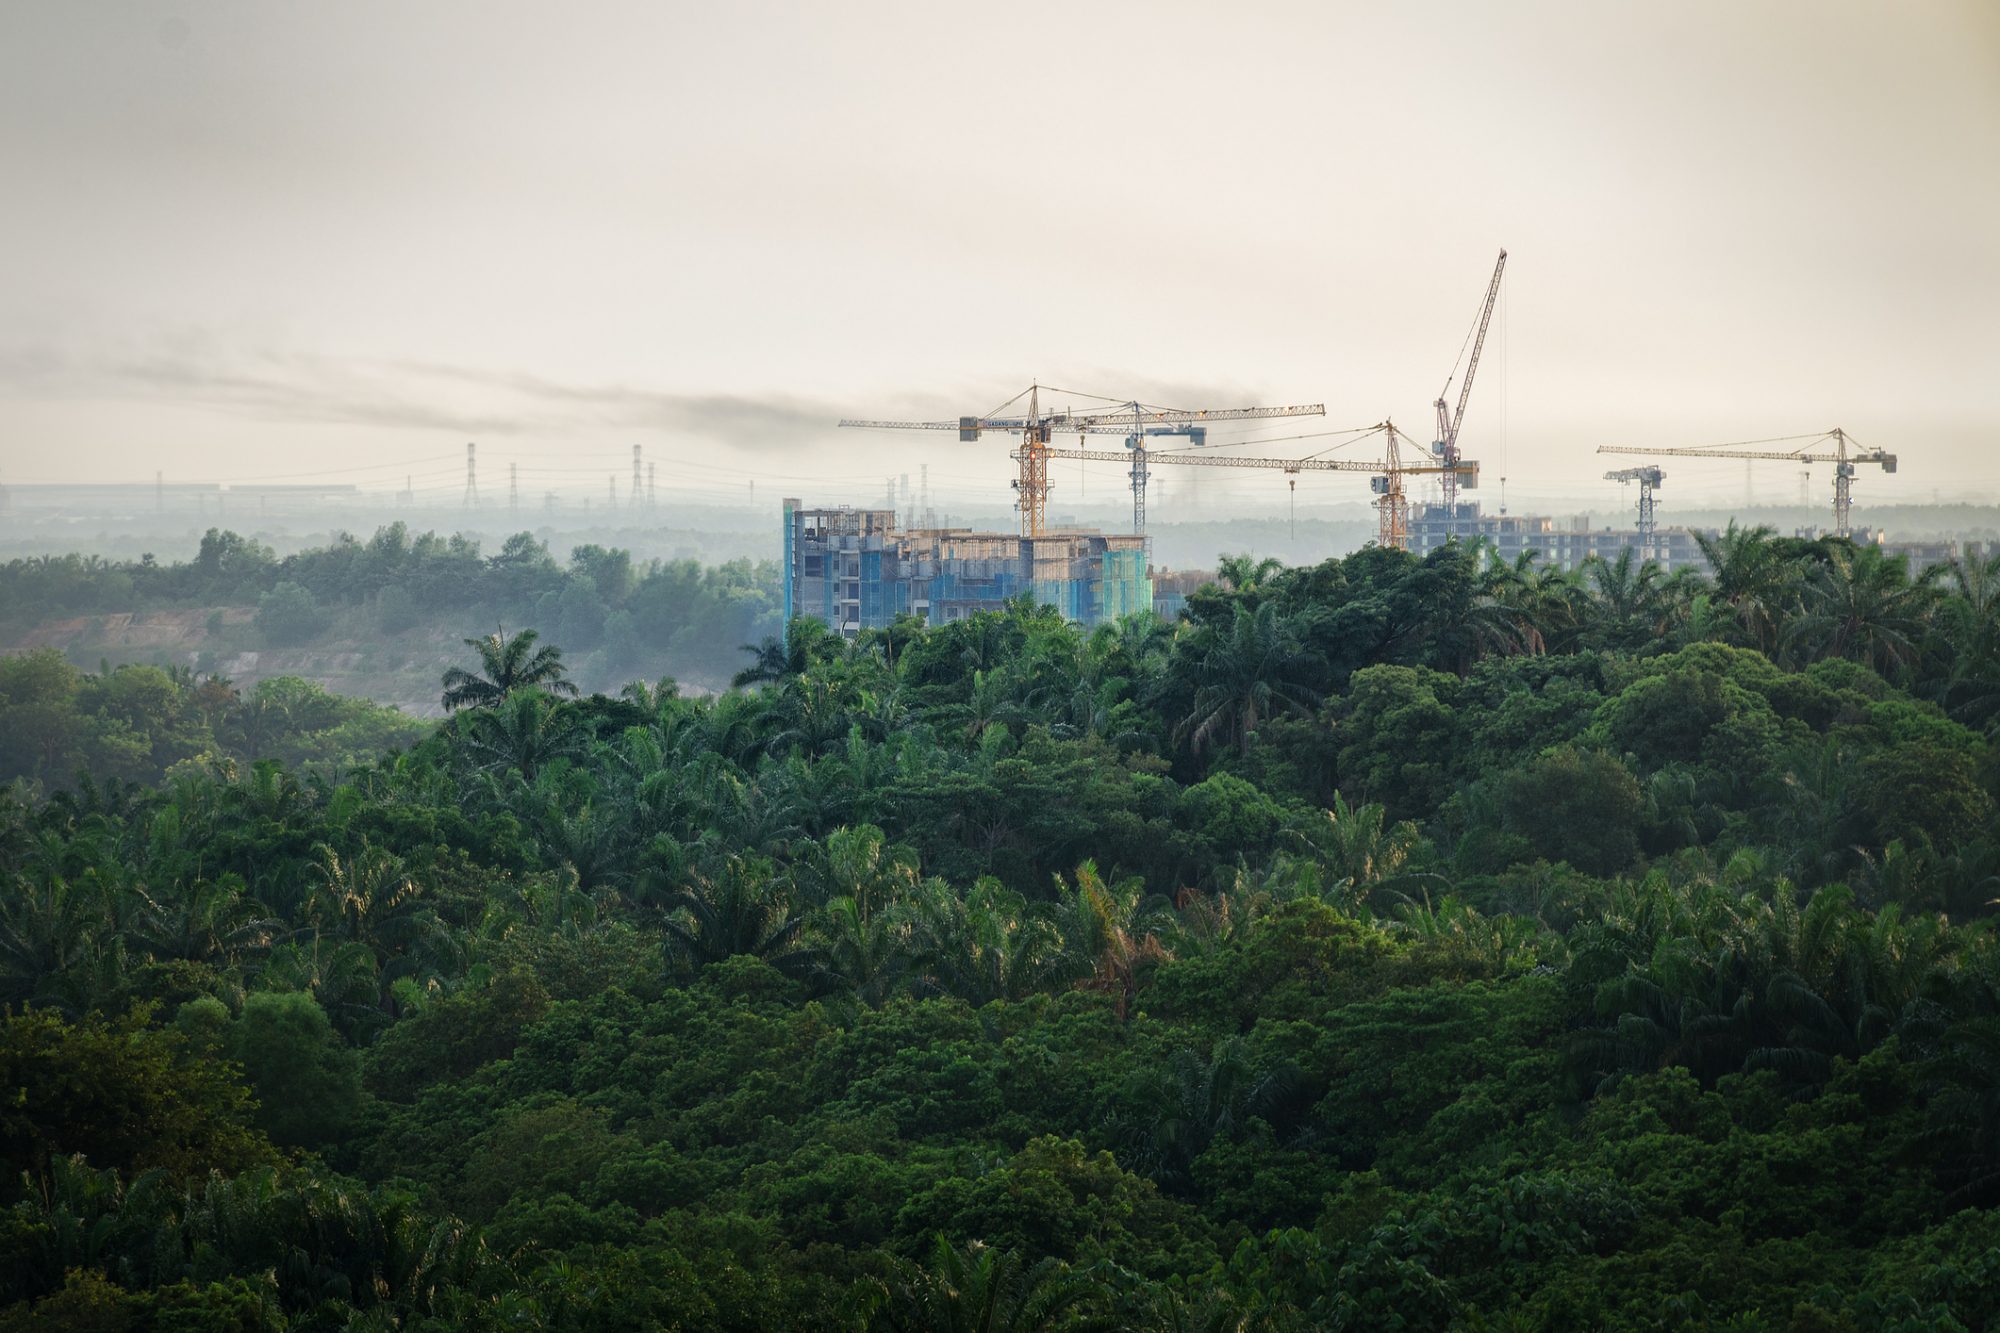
[1,0,1996,519]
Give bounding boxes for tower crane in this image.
[1603,465,1664,552]
[839,384,1324,536]
[1043,420,1470,551]
[1597,429,1895,538]
[1431,249,1507,529]
[1121,424,1206,535]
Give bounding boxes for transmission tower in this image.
[463,443,479,508]
[632,445,642,509]
[509,463,518,514]
[647,462,656,509]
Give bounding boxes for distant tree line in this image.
[0,524,783,689]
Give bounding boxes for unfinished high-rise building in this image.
[783,501,1151,636]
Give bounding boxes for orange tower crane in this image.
[839,384,1325,537]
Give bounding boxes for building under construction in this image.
[784,501,1151,636]
[1407,502,1709,571]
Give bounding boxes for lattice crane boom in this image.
[1432,249,1507,521]
[1043,446,1473,476]
[1597,429,1895,537]
[1046,420,1466,550]
[839,383,1324,536]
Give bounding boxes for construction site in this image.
[3,250,1917,629]
[803,251,1911,632]
[783,503,1152,634]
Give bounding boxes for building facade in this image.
[783,501,1152,637]
[1407,503,1709,572]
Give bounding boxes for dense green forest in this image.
[4,526,2000,1329]
[0,655,427,788]
[0,525,781,694]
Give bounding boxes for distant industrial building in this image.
[1,482,359,519]
[1408,503,1708,572]
[783,501,1151,636]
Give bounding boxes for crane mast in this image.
[1433,249,1507,530]
[1603,465,1664,555]
[1121,422,1207,535]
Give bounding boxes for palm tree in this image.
[808,823,921,918]
[457,688,585,781]
[258,935,383,1036]
[656,856,821,981]
[1175,602,1321,757]
[125,874,281,972]
[949,669,1026,742]
[1582,547,1669,652]
[1935,545,2000,733]
[440,627,577,712]
[765,674,861,757]
[1692,522,1793,655]
[1303,793,1424,899]
[1126,1036,1295,1189]
[0,870,122,1015]
[1053,862,1171,1020]
[1424,541,1542,672]
[1216,554,1285,594]
[873,1237,1112,1333]
[1781,543,1932,675]
[908,879,1067,1004]
[816,893,912,1006]
[306,844,432,959]
[619,676,680,713]
[734,617,840,688]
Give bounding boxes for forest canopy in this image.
[3,527,1998,1330]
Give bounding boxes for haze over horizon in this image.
[2,1,1996,518]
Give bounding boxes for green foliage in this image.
[253,580,319,646]
[1496,746,1644,874]
[0,654,421,787]
[227,990,362,1149]
[0,533,1996,1326]
[0,1006,273,1179]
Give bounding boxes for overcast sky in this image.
[1,0,1996,519]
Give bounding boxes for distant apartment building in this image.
[1149,568,1216,621]
[1850,531,1999,573]
[783,501,1152,637]
[1407,504,1709,572]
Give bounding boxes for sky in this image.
[1,0,1996,522]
